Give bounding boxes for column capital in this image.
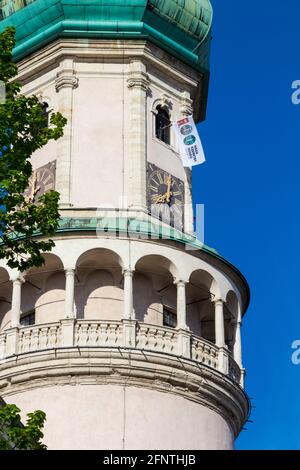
[127,71,150,93]
[213,298,224,305]
[180,91,194,116]
[10,275,25,284]
[174,279,187,287]
[55,74,79,92]
[123,268,135,277]
[65,268,75,276]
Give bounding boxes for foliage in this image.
[0,27,67,271]
[0,404,47,450]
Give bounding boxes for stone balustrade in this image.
[136,323,178,355]
[0,320,242,386]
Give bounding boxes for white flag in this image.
[174,116,206,167]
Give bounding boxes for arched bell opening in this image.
[23,253,65,325]
[134,254,178,327]
[225,290,239,353]
[75,248,124,321]
[187,269,220,342]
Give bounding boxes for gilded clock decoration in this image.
[147,163,184,229]
[24,160,56,203]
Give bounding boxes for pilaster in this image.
[55,58,78,208]
[127,60,150,212]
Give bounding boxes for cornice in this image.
[0,347,248,437]
[17,40,199,95]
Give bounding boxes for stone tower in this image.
[0,0,250,450]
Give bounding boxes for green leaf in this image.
[0,28,66,271]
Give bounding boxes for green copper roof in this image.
[0,1,212,92]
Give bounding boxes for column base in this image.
[177,329,191,358]
[61,319,75,347]
[122,319,136,348]
[218,346,229,375]
[5,327,20,356]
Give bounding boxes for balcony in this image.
[0,319,242,386]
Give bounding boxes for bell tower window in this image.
[163,307,177,328]
[20,310,35,327]
[155,105,171,145]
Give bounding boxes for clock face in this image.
[147,163,184,229]
[24,161,56,203]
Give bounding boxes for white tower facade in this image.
[0,0,249,449]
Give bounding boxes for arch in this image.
[35,271,65,323]
[134,254,178,280]
[75,250,123,321]
[26,253,64,278]
[188,269,220,299]
[134,255,178,324]
[154,104,171,145]
[224,290,239,352]
[226,290,239,320]
[133,272,161,323]
[187,270,220,342]
[22,253,65,324]
[75,269,123,321]
[76,248,123,271]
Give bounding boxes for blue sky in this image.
[194,0,300,450]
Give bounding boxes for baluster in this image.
[139,326,146,349]
[31,328,39,351]
[23,328,31,353]
[155,328,163,353]
[112,324,118,346]
[147,327,156,350]
[39,327,48,349]
[99,323,108,346]
[49,326,58,348]
[107,323,116,346]
[89,323,98,346]
[78,323,89,346]
[165,331,174,354]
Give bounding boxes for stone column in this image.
[55,58,78,208]
[214,299,228,374]
[61,269,76,348]
[234,305,245,387]
[64,269,75,319]
[214,299,225,347]
[6,276,24,356]
[123,269,134,320]
[127,60,150,212]
[123,269,135,348]
[11,277,24,328]
[176,281,187,330]
[176,280,190,358]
